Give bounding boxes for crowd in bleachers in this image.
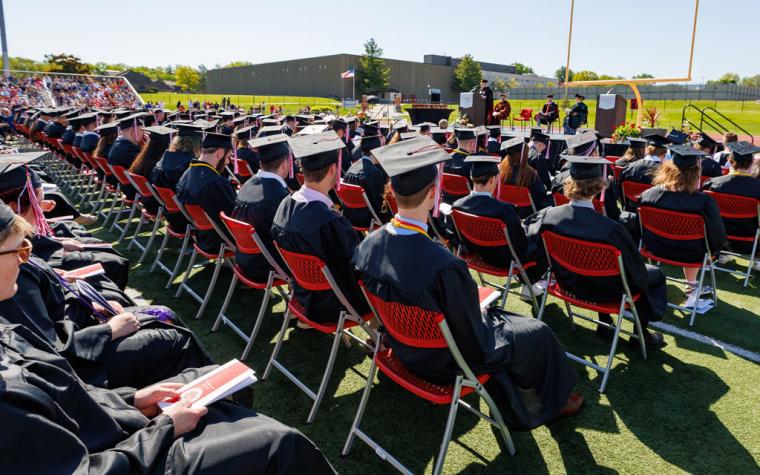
[49,75,140,108]
[0,74,52,108]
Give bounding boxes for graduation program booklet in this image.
[478,287,501,309]
[61,263,105,280]
[159,359,257,410]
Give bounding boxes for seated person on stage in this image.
[618,134,668,211]
[702,141,760,268]
[614,137,647,167]
[527,155,667,346]
[693,133,724,178]
[452,155,547,295]
[551,132,621,221]
[232,134,291,282]
[527,130,552,189]
[563,93,588,135]
[486,126,501,154]
[107,113,144,196]
[534,94,559,128]
[341,135,387,229]
[491,93,512,125]
[271,131,369,324]
[0,203,213,389]
[176,132,237,255]
[499,136,548,217]
[638,145,727,303]
[0,326,335,473]
[354,137,582,430]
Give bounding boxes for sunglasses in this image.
[0,239,32,263]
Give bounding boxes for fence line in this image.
[505,83,760,101]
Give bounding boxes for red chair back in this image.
[386,191,398,215]
[128,172,152,197]
[497,184,532,208]
[721,167,730,175]
[296,173,305,186]
[153,186,181,213]
[336,182,368,209]
[621,181,652,204]
[612,165,624,181]
[518,108,532,120]
[110,165,131,186]
[450,210,506,247]
[542,231,621,278]
[704,191,759,220]
[275,244,331,292]
[638,206,705,241]
[699,175,711,188]
[361,282,447,349]
[604,155,621,164]
[183,203,214,231]
[441,173,469,197]
[219,212,262,255]
[234,159,253,177]
[92,156,113,176]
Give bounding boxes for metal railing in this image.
[681,104,754,143]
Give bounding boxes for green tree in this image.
[740,74,760,88]
[597,74,621,80]
[223,61,253,68]
[356,38,390,94]
[511,62,534,75]
[44,53,91,74]
[716,72,740,84]
[508,78,521,88]
[452,54,482,92]
[175,65,202,92]
[491,78,508,93]
[197,64,208,92]
[554,66,574,83]
[9,56,47,72]
[573,70,599,82]
[633,73,654,79]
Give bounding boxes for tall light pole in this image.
[0,0,8,77]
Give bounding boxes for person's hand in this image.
[40,200,56,212]
[60,239,84,252]
[163,399,208,438]
[107,312,140,339]
[134,382,184,417]
[106,300,125,314]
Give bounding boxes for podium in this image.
[459,92,487,126]
[594,94,627,138]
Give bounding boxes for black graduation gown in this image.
[443,150,472,204]
[638,186,727,261]
[526,204,667,326]
[149,150,193,231]
[567,102,588,130]
[271,195,369,323]
[341,156,387,229]
[703,174,760,253]
[0,324,336,475]
[176,161,236,254]
[451,193,545,281]
[43,121,66,138]
[701,157,723,178]
[236,147,260,174]
[353,225,577,430]
[551,167,621,222]
[232,175,290,282]
[107,138,140,195]
[0,260,212,388]
[60,128,75,146]
[281,124,294,136]
[80,131,100,154]
[528,147,552,189]
[505,164,550,218]
[486,138,500,154]
[30,234,131,290]
[73,133,83,149]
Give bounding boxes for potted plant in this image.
[612,122,641,143]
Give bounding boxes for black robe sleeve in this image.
[319,217,369,315]
[703,194,727,254]
[610,225,649,295]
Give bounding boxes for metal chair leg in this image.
[432,375,463,475]
[138,209,163,263]
[240,275,277,360]
[194,249,226,320]
[341,349,380,456]
[306,312,347,423]
[152,230,171,273]
[212,273,239,332]
[263,307,292,380]
[165,230,191,288]
[175,249,198,298]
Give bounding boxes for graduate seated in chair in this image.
[527,155,668,347]
[272,131,369,325]
[341,134,387,229]
[354,137,583,431]
[499,136,549,217]
[0,202,214,389]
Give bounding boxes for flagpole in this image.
[352,74,355,101]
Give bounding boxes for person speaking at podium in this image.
[471,78,494,125]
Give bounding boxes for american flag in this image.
[341,68,355,79]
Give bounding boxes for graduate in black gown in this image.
[271,131,369,324]
[332,117,355,159]
[232,134,291,282]
[444,127,477,179]
[486,125,502,154]
[107,114,144,197]
[42,110,67,138]
[527,155,667,346]
[73,113,99,151]
[233,124,259,175]
[528,131,553,189]
[176,132,237,255]
[638,145,727,300]
[694,133,724,178]
[341,135,386,229]
[703,141,760,258]
[499,136,549,217]
[613,137,647,167]
[452,155,547,284]
[281,115,296,136]
[354,136,582,430]
[618,135,668,211]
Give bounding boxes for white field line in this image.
[650,321,760,364]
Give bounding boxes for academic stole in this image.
[390,217,430,239]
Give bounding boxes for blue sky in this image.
[4,0,757,81]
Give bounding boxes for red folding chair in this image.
[125,173,165,259]
[621,181,653,209]
[450,209,540,311]
[212,212,289,360]
[173,199,235,320]
[106,164,139,240]
[698,175,711,188]
[150,186,193,287]
[552,191,606,215]
[233,158,254,178]
[90,156,120,220]
[385,190,398,216]
[335,181,383,233]
[497,184,536,212]
[703,191,759,287]
[537,231,648,393]
[263,243,374,423]
[441,173,470,200]
[638,206,718,326]
[604,155,621,164]
[513,108,533,131]
[342,283,515,475]
[612,165,624,181]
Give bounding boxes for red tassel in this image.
[432,162,443,218]
[336,148,342,190]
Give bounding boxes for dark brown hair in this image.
[498,145,536,188]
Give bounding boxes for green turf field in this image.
[141,92,760,137]
[86,205,760,474]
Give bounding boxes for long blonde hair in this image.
[169,135,201,158]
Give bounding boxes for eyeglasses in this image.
[0,239,32,263]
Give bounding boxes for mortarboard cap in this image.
[248,134,290,163]
[117,113,146,129]
[143,125,175,137]
[726,141,760,160]
[562,155,610,180]
[454,127,478,140]
[258,125,285,137]
[666,129,689,145]
[645,134,670,147]
[500,136,526,152]
[696,134,718,149]
[532,132,550,145]
[233,124,257,139]
[201,132,233,150]
[372,136,450,196]
[331,119,348,131]
[667,144,707,167]
[464,155,500,178]
[627,137,648,149]
[295,124,330,136]
[95,121,119,134]
[565,131,597,151]
[288,131,344,171]
[0,202,14,233]
[400,132,421,141]
[360,135,382,151]
[487,125,502,138]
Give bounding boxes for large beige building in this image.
[207,54,553,103]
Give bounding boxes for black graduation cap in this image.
[565,131,597,151]
[233,124,257,139]
[645,134,670,147]
[192,119,219,130]
[232,115,250,125]
[392,120,409,132]
[331,119,348,131]
[464,155,500,178]
[372,136,451,196]
[295,125,330,136]
[261,119,280,127]
[400,132,421,141]
[295,115,312,126]
[359,135,382,151]
[532,132,550,145]
[284,115,295,121]
[142,114,157,127]
[95,121,119,135]
[0,152,49,176]
[575,93,585,100]
[288,131,344,171]
[117,113,146,129]
[143,125,175,138]
[454,127,478,140]
[70,112,98,127]
[414,122,435,133]
[170,122,201,137]
[248,134,290,163]
[500,136,526,152]
[0,201,14,233]
[362,122,379,137]
[562,155,610,180]
[487,125,502,138]
[201,132,233,150]
[667,145,707,167]
[696,133,718,149]
[258,125,285,137]
[627,137,648,149]
[726,141,760,160]
[219,111,237,119]
[666,129,689,145]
